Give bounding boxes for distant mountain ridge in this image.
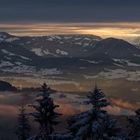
[0,32,140,77]
[92,38,140,58]
[0,32,102,57]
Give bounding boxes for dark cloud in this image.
[0,0,140,6]
[0,0,139,23]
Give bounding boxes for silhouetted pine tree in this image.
[15,105,30,140]
[87,85,110,109]
[127,108,140,139]
[31,83,60,140]
[68,85,120,140]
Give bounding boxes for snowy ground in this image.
[84,69,140,81]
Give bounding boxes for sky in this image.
[0,0,140,38]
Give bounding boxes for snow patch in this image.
[84,69,140,81]
[5,37,19,42]
[113,58,140,67]
[1,49,15,56]
[43,49,57,56]
[80,59,99,64]
[56,49,68,56]
[32,48,43,56]
[0,60,14,67]
[2,49,30,60]
[47,38,54,41]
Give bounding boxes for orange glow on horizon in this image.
[0,22,140,39]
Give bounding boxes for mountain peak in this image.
[102,37,127,43]
[0,32,10,37]
[99,37,135,48]
[92,37,140,58]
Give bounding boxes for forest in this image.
[15,83,140,140]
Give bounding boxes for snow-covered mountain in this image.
[0,41,42,75]
[92,38,140,60]
[0,32,140,78]
[0,32,20,42]
[9,34,102,57]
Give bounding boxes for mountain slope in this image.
[92,38,139,58]
[0,33,102,57]
[0,42,46,75]
[89,38,140,65]
[0,32,140,78]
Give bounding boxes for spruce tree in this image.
[15,105,30,140]
[127,108,140,139]
[87,85,110,109]
[31,83,60,140]
[68,85,120,140]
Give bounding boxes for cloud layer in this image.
[0,22,140,39]
[0,0,140,23]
